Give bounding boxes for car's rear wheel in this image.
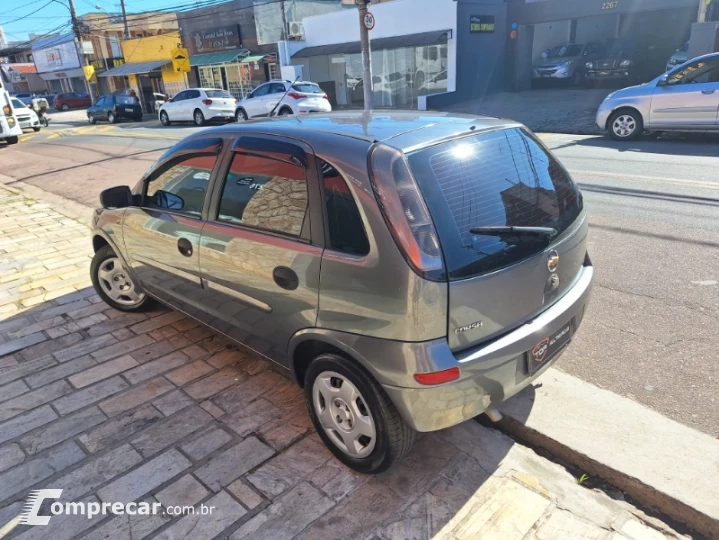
[305,353,415,474]
[235,109,247,122]
[571,70,584,86]
[91,246,154,312]
[108,111,117,124]
[160,111,171,126]
[61,104,69,111]
[279,107,292,116]
[608,109,642,141]
[33,127,41,132]
[194,109,205,126]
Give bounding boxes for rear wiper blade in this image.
[469,226,558,238]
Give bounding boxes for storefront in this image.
[192,50,276,99]
[32,34,87,94]
[99,60,171,113]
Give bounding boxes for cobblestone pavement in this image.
[0,187,688,540]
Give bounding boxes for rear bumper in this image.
[206,109,235,120]
[382,263,594,432]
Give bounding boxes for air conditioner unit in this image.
[288,21,305,40]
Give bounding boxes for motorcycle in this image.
[38,107,50,128]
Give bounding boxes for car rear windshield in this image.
[116,96,137,105]
[292,83,322,94]
[407,128,583,281]
[205,90,233,98]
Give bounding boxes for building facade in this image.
[31,34,85,94]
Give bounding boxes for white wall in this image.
[532,20,571,64]
[576,13,619,44]
[284,0,458,92]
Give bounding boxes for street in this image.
[2,117,717,437]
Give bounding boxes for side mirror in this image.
[100,186,133,209]
[246,93,253,99]
[657,76,668,87]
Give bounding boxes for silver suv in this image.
[90,112,594,473]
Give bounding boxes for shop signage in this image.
[192,25,241,53]
[91,58,124,70]
[470,15,495,33]
[34,41,81,73]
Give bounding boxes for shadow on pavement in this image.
[0,285,532,539]
[553,133,719,158]
[579,182,719,208]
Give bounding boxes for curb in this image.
[494,368,719,539]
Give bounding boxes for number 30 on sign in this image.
[363,11,375,30]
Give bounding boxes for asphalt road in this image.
[1,121,718,436]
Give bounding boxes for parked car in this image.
[87,94,143,124]
[585,40,646,87]
[152,92,168,113]
[666,41,689,72]
[90,111,594,473]
[532,42,604,86]
[10,97,41,131]
[597,52,719,140]
[11,92,36,106]
[54,92,92,111]
[235,80,331,122]
[159,88,236,126]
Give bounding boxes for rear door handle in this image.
[701,89,716,94]
[177,238,193,257]
[273,266,298,290]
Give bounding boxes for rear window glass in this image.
[292,84,322,94]
[205,90,233,98]
[116,96,137,105]
[407,128,583,281]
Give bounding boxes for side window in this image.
[217,150,308,237]
[270,83,287,94]
[321,160,369,255]
[668,58,719,84]
[173,91,187,102]
[252,84,270,97]
[146,155,217,217]
[188,90,201,99]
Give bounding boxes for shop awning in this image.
[291,30,450,59]
[240,55,269,64]
[190,49,248,67]
[99,60,169,77]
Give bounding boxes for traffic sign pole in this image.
[356,0,374,111]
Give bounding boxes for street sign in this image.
[171,48,191,73]
[83,65,96,82]
[362,11,375,31]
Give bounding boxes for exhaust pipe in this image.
[485,407,503,422]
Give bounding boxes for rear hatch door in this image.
[407,127,587,352]
[205,90,236,112]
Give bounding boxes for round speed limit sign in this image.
[363,11,375,31]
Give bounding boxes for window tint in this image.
[146,155,217,217]
[205,90,233,98]
[187,90,201,99]
[667,58,719,84]
[270,83,287,94]
[321,160,369,255]
[218,151,308,237]
[117,95,137,105]
[172,91,187,102]
[252,85,270,97]
[407,128,583,280]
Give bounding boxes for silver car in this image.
[90,112,594,473]
[597,52,719,140]
[533,42,604,86]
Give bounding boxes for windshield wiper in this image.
[469,226,558,239]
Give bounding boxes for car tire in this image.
[88,113,96,124]
[61,104,69,111]
[235,108,247,122]
[571,71,584,86]
[160,111,171,126]
[91,245,155,312]
[304,353,416,474]
[608,109,643,141]
[278,107,292,116]
[108,112,118,124]
[33,127,41,132]
[193,109,205,126]
[5,136,19,145]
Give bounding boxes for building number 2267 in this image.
[601,1,619,9]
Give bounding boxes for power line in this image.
[2,1,56,25]
[3,0,52,15]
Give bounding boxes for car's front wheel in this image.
[91,245,154,312]
[305,353,415,473]
[160,111,171,126]
[88,113,96,124]
[5,136,19,145]
[61,104,70,111]
[235,109,247,122]
[608,109,643,141]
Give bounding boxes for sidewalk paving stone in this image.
[0,186,691,540]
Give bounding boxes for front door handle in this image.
[701,89,716,94]
[273,266,298,290]
[177,238,193,257]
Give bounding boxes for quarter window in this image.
[146,155,217,217]
[321,160,369,255]
[217,151,308,237]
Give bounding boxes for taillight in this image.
[414,367,460,385]
[202,99,213,105]
[234,99,238,104]
[369,144,444,278]
[322,94,329,100]
[287,92,306,100]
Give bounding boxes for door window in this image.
[270,83,287,94]
[320,160,369,255]
[172,91,188,102]
[667,57,719,84]
[146,155,217,217]
[187,90,201,100]
[217,148,309,237]
[96,96,108,106]
[251,84,270,98]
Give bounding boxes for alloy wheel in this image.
[312,371,376,458]
[97,257,145,306]
[194,111,204,126]
[612,114,637,138]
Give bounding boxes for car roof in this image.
[204,110,521,150]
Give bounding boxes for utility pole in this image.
[120,0,130,38]
[698,0,708,22]
[68,0,95,100]
[356,0,373,111]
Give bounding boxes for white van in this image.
[0,77,23,145]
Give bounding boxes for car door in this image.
[182,89,201,121]
[122,136,224,311]
[197,134,323,364]
[243,84,270,118]
[95,96,109,120]
[650,56,719,127]
[266,83,288,115]
[164,90,187,119]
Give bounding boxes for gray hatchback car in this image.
[90,112,594,473]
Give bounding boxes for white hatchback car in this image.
[159,88,237,126]
[235,80,331,121]
[10,98,41,132]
